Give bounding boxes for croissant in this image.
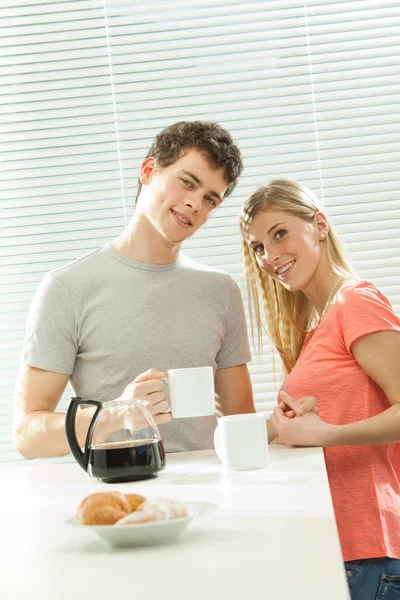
[77,492,131,525]
[124,493,147,512]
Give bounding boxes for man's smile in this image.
[170,208,193,228]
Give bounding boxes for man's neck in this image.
[111,214,181,265]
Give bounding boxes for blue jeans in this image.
[345,557,400,600]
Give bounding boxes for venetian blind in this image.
[0,0,399,463]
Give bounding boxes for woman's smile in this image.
[275,259,296,278]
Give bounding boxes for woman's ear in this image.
[139,157,156,185]
[314,211,329,240]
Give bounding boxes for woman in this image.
[240,180,400,600]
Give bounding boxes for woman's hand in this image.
[278,390,320,419]
[271,395,333,447]
[268,390,321,445]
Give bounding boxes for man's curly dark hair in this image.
[135,121,243,205]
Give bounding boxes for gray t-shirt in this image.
[22,243,251,452]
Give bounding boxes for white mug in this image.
[164,366,215,419]
[214,413,269,471]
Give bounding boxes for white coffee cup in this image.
[164,366,215,419]
[214,413,269,471]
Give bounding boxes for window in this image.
[1,0,399,462]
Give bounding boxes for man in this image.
[13,120,256,459]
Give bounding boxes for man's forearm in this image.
[14,410,90,459]
[324,403,400,447]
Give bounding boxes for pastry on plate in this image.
[116,497,188,525]
[76,492,187,526]
[124,493,146,512]
[77,491,131,525]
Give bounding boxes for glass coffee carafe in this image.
[65,397,166,483]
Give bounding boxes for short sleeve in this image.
[337,282,400,353]
[215,276,251,369]
[21,273,78,374]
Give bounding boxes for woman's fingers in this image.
[298,396,318,413]
[279,390,304,416]
[272,405,286,427]
[279,392,319,419]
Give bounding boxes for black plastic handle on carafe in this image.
[65,397,102,471]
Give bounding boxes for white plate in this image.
[68,501,217,547]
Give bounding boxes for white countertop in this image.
[1,446,350,600]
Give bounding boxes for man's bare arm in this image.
[13,365,174,460]
[214,364,255,417]
[12,365,90,459]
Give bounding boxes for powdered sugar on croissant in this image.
[145,498,188,519]
[116,497,188,525]
[115,509,160,525]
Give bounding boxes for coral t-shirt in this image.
[282,281,400,562]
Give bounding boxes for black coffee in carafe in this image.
[87,439,166,483]
[66,397,167,483]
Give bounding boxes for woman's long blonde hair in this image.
[239,180,356,375]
